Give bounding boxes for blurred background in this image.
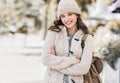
[0,0,120,83]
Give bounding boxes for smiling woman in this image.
[42,0,94,83]
[60,12,78,34]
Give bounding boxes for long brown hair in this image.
[49,14,89,34]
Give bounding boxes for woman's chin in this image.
[65,25,73,28]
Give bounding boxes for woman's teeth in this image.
[66,21,72,25]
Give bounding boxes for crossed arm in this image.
[42,31,80,70]
[42,31,93,75]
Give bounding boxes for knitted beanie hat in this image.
[57,0,81,19]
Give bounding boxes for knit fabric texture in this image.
[42,26,93,83]
[57,0,81,19]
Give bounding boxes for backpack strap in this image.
[81,34,89,55]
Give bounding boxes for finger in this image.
[50,46,55,54]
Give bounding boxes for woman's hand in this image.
[50,46,55,55]
[76,59,80,63]
[49,46,80,64]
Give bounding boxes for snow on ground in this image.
[0,34,46,83]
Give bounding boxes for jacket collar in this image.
[60,26,83,38]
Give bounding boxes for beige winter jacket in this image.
[42,26,93,83]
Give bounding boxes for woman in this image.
[42,0,93,83]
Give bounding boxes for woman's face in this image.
[60,12,78,29]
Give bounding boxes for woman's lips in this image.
[65,21,72,26]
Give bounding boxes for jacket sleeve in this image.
[42,30,77,70]
[57,35,93,75]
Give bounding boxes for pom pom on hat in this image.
[57,0,81,19]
